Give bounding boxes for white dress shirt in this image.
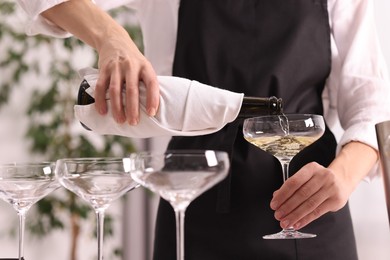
[16,0,390,178]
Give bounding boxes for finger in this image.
[95,69,110,115]
[274,176,323,222]
[141,65,159,116]
[125,66,140,125]
[270,163,317,210]
[290,199,333,230]
[108,64,126,123]
[278,187,329,229]
[289,178,348,229]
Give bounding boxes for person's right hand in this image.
[42,0,160,126]
[95,26,159,126]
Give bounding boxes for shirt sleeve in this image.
[325,0,390,179]
[16,0,139,37]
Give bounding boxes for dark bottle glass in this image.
[77,80,95,106]
[237,96,283,118]
[77,80,283,129]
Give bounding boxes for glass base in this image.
[263,229,317,240]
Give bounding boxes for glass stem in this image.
[18,212,26,260]
[281,161,290,182]
[96,209,105,260]
[174,209,186,260]
[281,161,296,232]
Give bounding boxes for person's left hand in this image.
[270,162,352,230]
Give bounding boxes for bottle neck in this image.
[237,96,283,118]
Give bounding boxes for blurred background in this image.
[0,1,389,259]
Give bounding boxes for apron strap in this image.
[216,120,241,213]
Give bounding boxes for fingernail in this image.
[275,210,284,220]
[148,107,156,117]
[98,107,107,115]
[294,222,301,230]
[270,200,278,209]
[116,116,126,124]
[281,220,290,228]
[129,118,139,126]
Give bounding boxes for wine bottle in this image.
[77,80,283,129]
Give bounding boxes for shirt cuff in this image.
[337,122,381,181]
[20,0,71,37]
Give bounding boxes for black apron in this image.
[153,1,358,259]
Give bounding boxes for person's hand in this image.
[41,0,160,126]
[269,162,352,230]
[95,26,159,125]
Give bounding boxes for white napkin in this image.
[74,68,244,138]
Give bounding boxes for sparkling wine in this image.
[245,135,319,160]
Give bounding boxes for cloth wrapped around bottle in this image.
[74,68,244,138]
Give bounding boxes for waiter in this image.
[18,0,390,259]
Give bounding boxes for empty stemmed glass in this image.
[243,114,325,239]
[129,150,230,260]
[0,162,60,260]
[55,157,139,260]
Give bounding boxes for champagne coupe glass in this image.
[243,114,325,239]
[55,157,139,260]
[0,162,60,260]
[130,150,230,260]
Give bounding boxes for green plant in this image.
[0,2,143,259]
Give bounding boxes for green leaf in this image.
[0,2,15,15]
